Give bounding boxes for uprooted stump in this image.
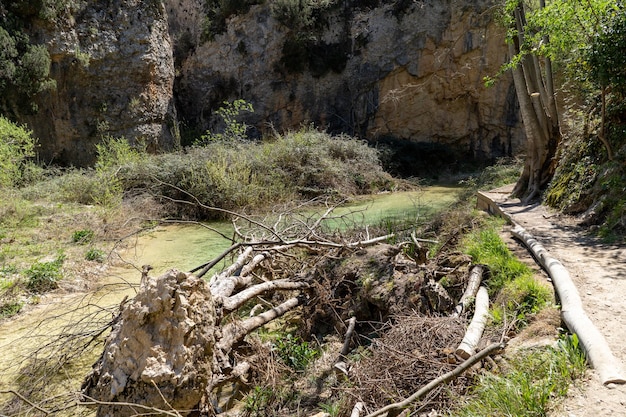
[82,270,216,416]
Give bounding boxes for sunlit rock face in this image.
[23,0,178,166]
[17,0,520,165]
[174,0,522,160]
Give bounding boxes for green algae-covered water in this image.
[0,186,460,411]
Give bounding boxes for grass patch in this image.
[85,248,105,262]
[491,274,552,328]
[462,219,532,297]
[72,229,94,244]
[453,334,586,416]
[460,217,552,329]
[272,333,320,372]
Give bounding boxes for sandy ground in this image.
[481,186,626,416]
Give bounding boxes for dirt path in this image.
[480,186,626,416]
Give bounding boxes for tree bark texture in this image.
[452,265,484,317]
[509,1,561,202]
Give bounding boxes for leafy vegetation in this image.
[273,333,320,371]
[25,255,65,293]
[27,126,393,219]
[462,219,531,297]
[461,218,552,329]
[202,0,262,41]
[0,1,65,112]
[0,300,22,319]
[196,99,254,145]
[0,116,39,188]
[72,229,94,244]
[454,334,586,416]
[85,248,105,262]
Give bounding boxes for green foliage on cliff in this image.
[270,0,337,30]
[202,0,263,41]
[197,99,254,145]
[0,1,62,112]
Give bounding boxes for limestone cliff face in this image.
[174,0,522,159]
[16,0,521,165]
[24,0,178,166]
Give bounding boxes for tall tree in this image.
[506,0,561,202]
[502,0,621,202]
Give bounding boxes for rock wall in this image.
[174,0,523,159]
[14,0,522,166]
[23,0,179,166]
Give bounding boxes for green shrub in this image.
[25,126,393,218]
[273,333,320,371]
[25,255,65,293]
[0,300,22,318]
[202,0,261,41]
[197,99,254,145]
[85,248,105,262]
[271,0,336,30]
[243,386,276,416]
[93,136,145,208]
[72,229,94,244]
[0,116,37,188]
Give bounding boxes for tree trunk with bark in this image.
[509,0,561,203]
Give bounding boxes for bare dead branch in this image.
[452,264,485,318]
[339,317,358,360]
[455,286,490,359]
[80,393,186,417]
[217,296,305,353]
[0,390,51,415]
[222,280,309,311]
[190,242,241,278]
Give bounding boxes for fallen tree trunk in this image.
[452,265,484,318]
[362,341,505,417]
[455,286,489,359]
[512,224,626,385]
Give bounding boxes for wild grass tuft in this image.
[453,334,586,416]
[492,274,553,328]
[273,333,320,371]
[462,219,532,297]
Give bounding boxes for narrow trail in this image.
[480,186,626,416]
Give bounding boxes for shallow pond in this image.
[0,186,460,410]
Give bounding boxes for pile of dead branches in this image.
[349,315,468,414]
[1,198,503,417]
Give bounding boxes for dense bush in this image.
[270,0,337,30]
[0,11,56,111]
[33,127,393,219]
[0,116,38,188]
